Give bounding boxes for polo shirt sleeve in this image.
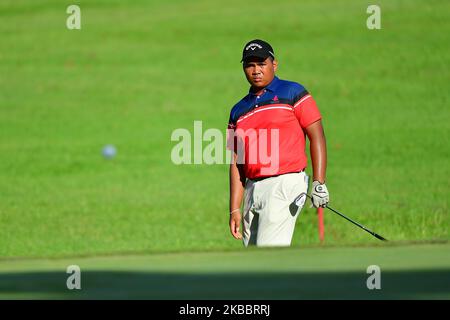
[291,84,322,129]
[226,115,237,153]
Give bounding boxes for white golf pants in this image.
[243,171,309,247]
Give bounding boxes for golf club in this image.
[305,194,387,241]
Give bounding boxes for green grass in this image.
[0,0,449,259]
[0,243,449,299]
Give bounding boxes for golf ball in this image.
[102,145,117,159]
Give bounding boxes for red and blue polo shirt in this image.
[227,76,321,180]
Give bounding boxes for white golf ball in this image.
[102,145,117,159]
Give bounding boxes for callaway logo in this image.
[245,43,263,51]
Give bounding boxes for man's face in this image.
[243,57,278,90]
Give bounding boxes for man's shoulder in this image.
[229,94,250,125]
[275,78,308,96]
[275,78,310,105]
[232,94,249,110]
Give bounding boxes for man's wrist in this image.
[230,208,241,215]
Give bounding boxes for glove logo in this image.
[311,181,330,208]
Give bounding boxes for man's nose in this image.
[252,67,261,74]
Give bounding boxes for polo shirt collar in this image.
[265,76,279,92]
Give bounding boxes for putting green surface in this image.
[1,243,449,299]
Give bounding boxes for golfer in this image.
[227,39,329,246]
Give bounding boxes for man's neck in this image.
[251,87,265,96]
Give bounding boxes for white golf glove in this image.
[311,181,329,208]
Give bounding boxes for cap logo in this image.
[246,43,263,51]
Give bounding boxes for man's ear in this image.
[272,59,278,72]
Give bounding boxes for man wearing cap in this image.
[227,39,329,246]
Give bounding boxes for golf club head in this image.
[294,192,307,207]
[289,193,307,217]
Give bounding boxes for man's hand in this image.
[311,180,329,208]
[229,211,243,240]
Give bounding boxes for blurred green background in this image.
[0,0,448,260]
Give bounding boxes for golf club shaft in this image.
[325,205,386,241]
[306,195,387,241]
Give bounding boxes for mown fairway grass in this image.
[0,243,449,299]
[0,0,449,259]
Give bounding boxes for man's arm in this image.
[305,120,329,207]
[229,152,245,239]
[305,120,327,183]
